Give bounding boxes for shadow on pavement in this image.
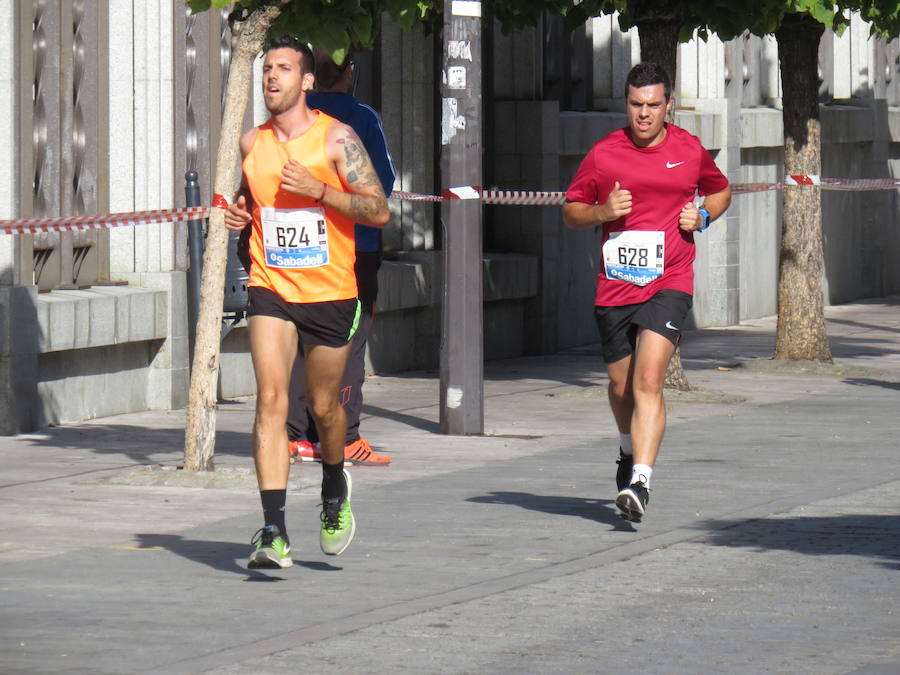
[360,403,439,433]
[134,533,342,579]
[483,353,608,390]
[467,491,636,531]
[20,426,253,465]
[827,315,900,336]
[697,515,900,570]
[680,328,900,369]
[843,377,900,391]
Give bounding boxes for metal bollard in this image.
[185,171,205,355]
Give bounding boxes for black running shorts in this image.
[594,289,693,364]
[248,286,360,348]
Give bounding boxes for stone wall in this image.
[0,4,897,432]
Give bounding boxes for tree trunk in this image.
[664,346,693,390]
[183,4,286,471]
[635,18,680,88]
[773,14,832,362]
[637,17,693,390]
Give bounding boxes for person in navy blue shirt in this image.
[286,48,396,466]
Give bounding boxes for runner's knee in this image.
[255,386,289,421]
[632,369,664,397]
[308,395,342,428]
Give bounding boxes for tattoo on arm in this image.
[335,131,387,223]
[348,194,384,223]
[339,133,385,195]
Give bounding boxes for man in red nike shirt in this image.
[563,62,732,521]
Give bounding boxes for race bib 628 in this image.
[601,230,664,286]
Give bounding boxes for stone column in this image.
[0,3,40,434]
[707,39,742,327]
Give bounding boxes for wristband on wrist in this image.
[697,208,711,232]
[316,181,327,203]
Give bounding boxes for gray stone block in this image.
[740,108,782,148]
[888,109,900,143]
[128,290,157,342]
[822,105,874,144]
[675,110,722,149]
[484,299,525,361]
[492,153,522,187]
[0,288,10,357]
[559,112,586,156]
[46,293,76,352]
[218,326,255,400]
[0,286,41,434]
[154,291,168,340]
[582,112,626,148]
[483,253,538,302]
[67,292,93,350]
[518,154,560,191]
[88,292,117,347]
[381,253,438,311]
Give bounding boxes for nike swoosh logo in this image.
[665,321,678,330]
[666,161,685,169]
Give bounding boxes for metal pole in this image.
[439,1,483,435]
[185,170,204,360]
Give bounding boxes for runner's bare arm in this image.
[680,185,732,231]
[323,123,390,227]
[278,125,389,227]
[702,185,732,222]
[223,129,257,231]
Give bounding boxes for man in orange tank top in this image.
[223,36,389,568]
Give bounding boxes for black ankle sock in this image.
[321,460,346,501]
[260,489,287,539]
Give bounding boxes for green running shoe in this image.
[248,524,292,569]
[320,469,356,555]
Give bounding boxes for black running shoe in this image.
[616,449,633,491]
[616,481,649,521]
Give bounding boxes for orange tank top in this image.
[243,113,357,303]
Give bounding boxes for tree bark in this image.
[183,4,287,471]
[637,16,693,391]
[635,18,680,88]
[773,14,832,362]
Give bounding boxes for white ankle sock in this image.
[631,464,653,486]
[619,433,633,455]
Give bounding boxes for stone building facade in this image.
[0,2,897,432]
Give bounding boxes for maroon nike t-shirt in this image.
[565,124,729,307]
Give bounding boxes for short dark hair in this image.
[265,35,315,75]
[625,62,672,100]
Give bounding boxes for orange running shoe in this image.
[289,440,319,464]
[344,437,391,466]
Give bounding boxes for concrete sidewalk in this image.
[1,297,898,674]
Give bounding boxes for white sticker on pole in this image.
[451,1,481,17]
[448,186,480,200]
[447,387,464,408]
[448,40,473,61]
[447,66,467,90]
[442,97,463,145]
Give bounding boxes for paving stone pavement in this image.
[1,296,898,674]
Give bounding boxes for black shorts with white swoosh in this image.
[594,289,693,363]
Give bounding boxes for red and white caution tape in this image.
[0,206,210,235]
[732,176,899,194]
[1,176,897,234]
